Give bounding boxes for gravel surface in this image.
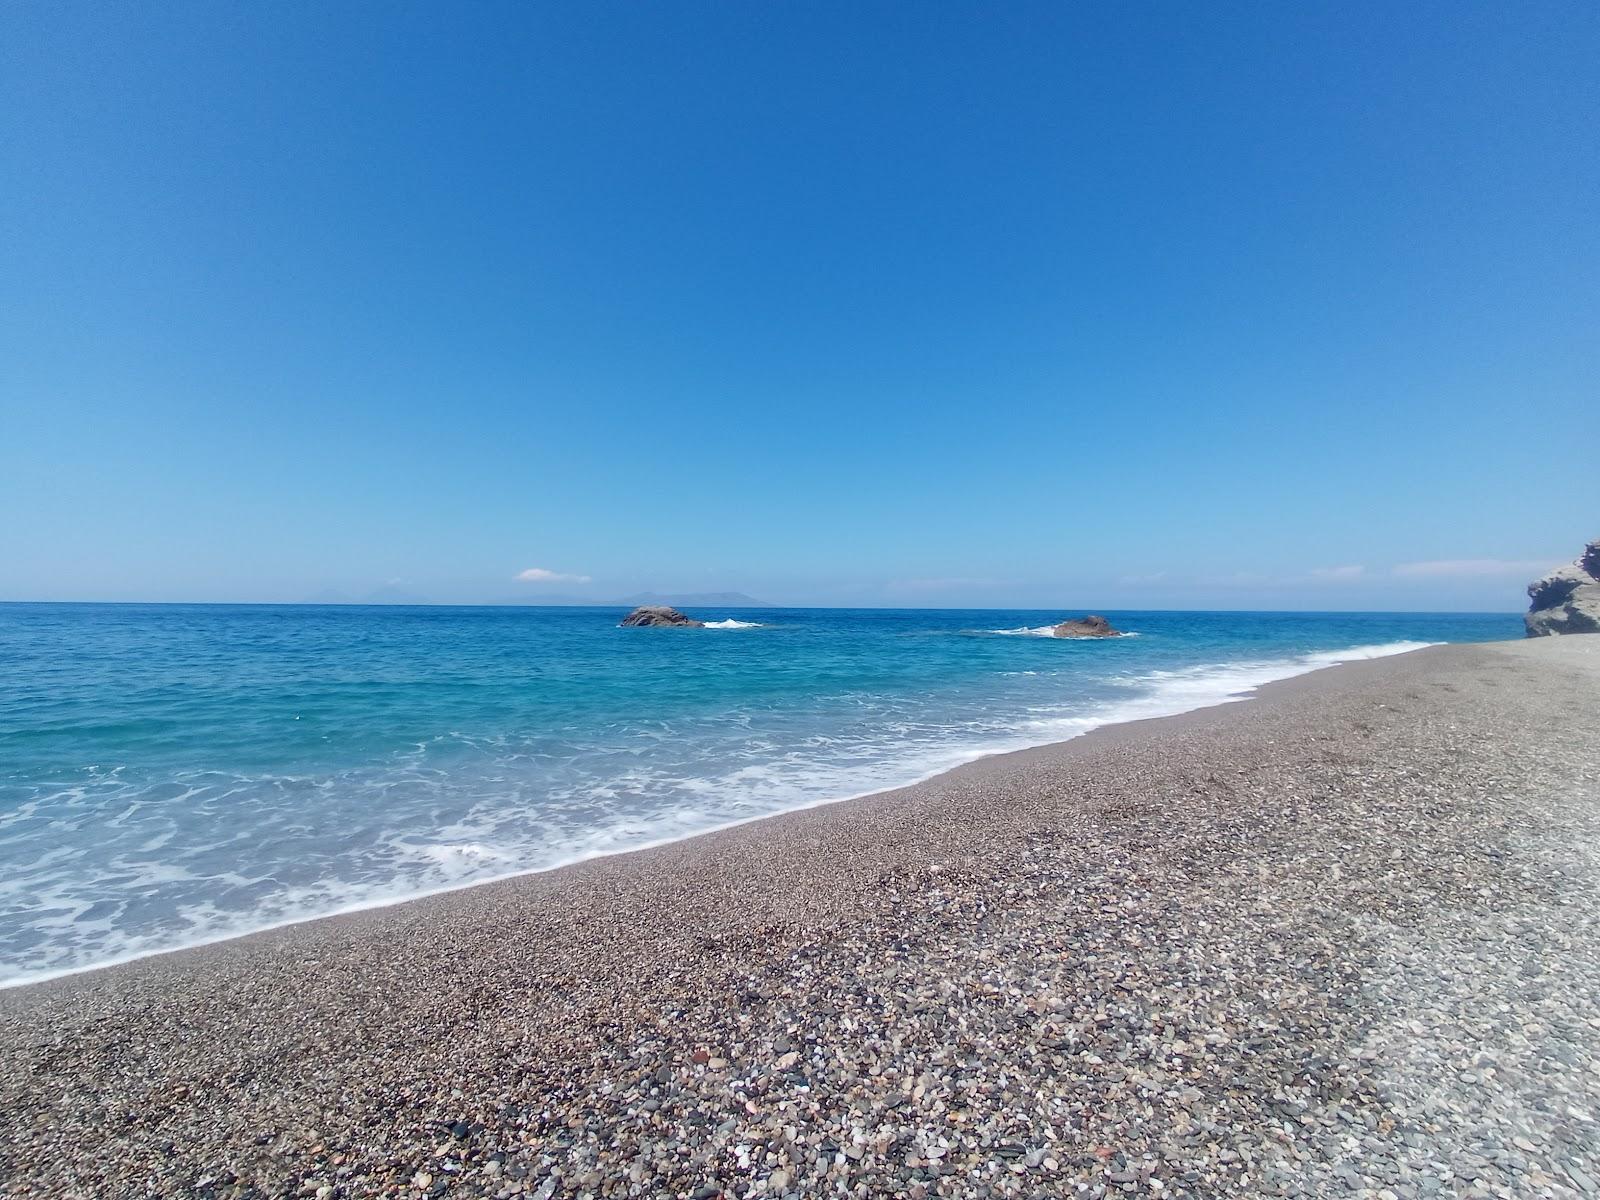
[2,637,1598,1200]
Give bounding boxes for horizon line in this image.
[0,599,1523,617]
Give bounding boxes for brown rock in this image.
[619,606,704,628]
[1051,615,1123,639]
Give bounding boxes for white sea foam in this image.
[409,841,516,868]
[986,626,1139,638]
[1300,640,1435,665]
[1032,639,1439,736]
[0,637,1436,990]
[702,618,765,629]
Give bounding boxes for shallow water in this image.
[0,603,1516,985]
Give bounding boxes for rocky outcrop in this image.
[1526,540,1600,636]
[620,605,704,628]
[1052,615,1123,639]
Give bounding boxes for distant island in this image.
[298,590,775,608]
[299,585,433,606]
[509,591,775,609]
[615,591,774,608]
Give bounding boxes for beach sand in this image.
[3,637,1598,1199]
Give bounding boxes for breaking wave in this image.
[0,603,1476,990]
[986,625,1139,638]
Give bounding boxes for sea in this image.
[0,603,1518,987]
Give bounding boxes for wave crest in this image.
[0,633,1437,989]
[986,626,1138,639]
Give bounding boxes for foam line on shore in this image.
[0,638,1435,990]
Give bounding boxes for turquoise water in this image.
[0,603,1516,985]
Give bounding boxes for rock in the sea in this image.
[1052,614,1123,639]
[1525,539,1600,636]
[620,605,704,628]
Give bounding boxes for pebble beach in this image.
[3,636,1598,1200]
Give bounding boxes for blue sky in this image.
[3,2,1596,610]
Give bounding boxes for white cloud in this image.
[515,567,591,584]
[1309,565,1365,581]
[1392,559,1551,579]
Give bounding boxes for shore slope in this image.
[3,638,1598,1199]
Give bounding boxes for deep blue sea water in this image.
[0,603,1518,985]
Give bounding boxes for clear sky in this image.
[3,2,1596,611]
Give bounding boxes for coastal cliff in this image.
[1526,539,1600,636]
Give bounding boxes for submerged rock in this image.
[620,605,704,628]
[1052,615,1123,639]
[1526,539,1600,636]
